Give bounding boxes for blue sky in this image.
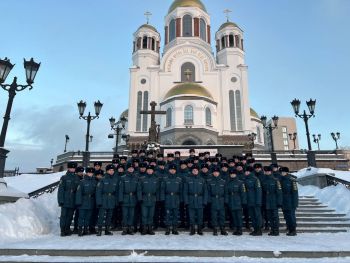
[1,0,350,171]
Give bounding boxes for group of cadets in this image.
[57,149,299,237]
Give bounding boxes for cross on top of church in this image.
[223,9,232,22]
[184,69,192,82]
[144,11,152,24]
[140,101,166,143]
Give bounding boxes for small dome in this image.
[250,108,260,119]
[168,0,207,14]
[218,21,240,31]
[138,24,158,33]
[164,83,213,100]
[120,109,128,119]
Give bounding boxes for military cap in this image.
[175,151,181,156]
[221,163,229,168]
[139,149,146,154]
[106,164,115,171]
[215,153,222,158]
[131,150,138,154]
[67,162,77,169]
[204,151,210,155]
[236,162,244,167]
[213,157,219,162]
[263,166,272,172]
[247,159,254,164]
[193,156,199,161]
[168,164,177,170]
[212,166,220,172]
[76,166,84,173]
[139,162,147,168]
[167,153,174,158]
[191,164,199,170]
[179,160,187,165]
[94,161,102,167]
[120,156,127,161]
[146,165,155,170]
[157,160,166,166]
[157,153,164,158]
[229,168,237,174]
[232,155,238,160]
[132,158,139,163]
[245,153,253,158]
[189,148,195,153]
[221,157,227,161]
[228,159,235,163]
[95,170,104,176]
[86,167,95,173]
[112,158,119,164]
[149,158,157,163]
[117,164,125,170]
[199,152,205,157]
[113,154,120,159]
[201,163,209,169]
[245,166,254,172]
[126,163,134,169]
[204,158,210,163]
[254,163,263,169]
[209,157,216,162]
[279,167,290,173]
[270,164,279,168]
[147,151,154,156]
[187,159,195,164]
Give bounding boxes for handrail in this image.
[325,174,350,189]
[28,181,60,199]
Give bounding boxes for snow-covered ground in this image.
[293,167,350,182]
[4,172,65,194]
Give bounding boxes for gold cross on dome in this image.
[184,69,192,82]
[144,11,152,24]
[223,9,232,22]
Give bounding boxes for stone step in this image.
[298,201,322,205]
[299,196,317,198]
[279,217,350,222]
[280,222,350,227]
[299,198,319,202]
[297,208,335,212]
[280,213,347,217]
[297,205,329,208]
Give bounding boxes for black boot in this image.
[165,227,171,235]
[60,229,66,237]
[122,227,128,235]
[197,227,203,235]
[213,228,218,236]
[128,226,134,235]
[96,227,102,236]
[190,225,195,235]
[233,228,242,236]
[89,227,97,234]
[83,227,89,236]
[65,227,72,236]
[105,226,113,236]
[141,226,148,235]
[78,227,83,237]
[287,228,297,236]
[252,228,263,236]
[72,227,79,235]
[172,227,179,235]
[220,227,228,236]
[148,225,155,235]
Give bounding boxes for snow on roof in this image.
[293,167,350,182]
[4,172,65,194]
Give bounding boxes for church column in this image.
[207,25,211,44]
[194,18,199,37]
[176,18,181,37]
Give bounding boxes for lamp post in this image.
[290,98,316,151]
[248,132,257,149]
[78,100,103,167]
[64,135,70,153]
[109,116,127,154]
[0,57,40,178]
[50,158,54,169]
[331,132,340,150]
[312,134,321,150]
[288,132,298,150]
[261,115,279,164]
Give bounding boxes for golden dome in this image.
[250,108,260,119]
[164,83,213,100]
[168,0,207,14]
[138,24,158,33]
[218,21,240,31]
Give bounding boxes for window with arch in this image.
[151,38,156,51]
[166,108,172,127]
[229,35,234,47]
[221,36,226,49]
[136,91,142,131]
[235,90,243,130]
[184,105,194,125]
[200,18,206,41]
[205,107,212,126]
[142,91,149,132]
[169,19,176,42]
[181,62,195,82]
[142,36,148,49]
[183,15,193,37]
[235,35,240,48]
[229,90,236,131]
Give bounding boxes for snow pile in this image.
[0,178,28,198]
[293,167,350,182]
[4,172,65,194]
[0,190,59,241]
[299,184,350,217]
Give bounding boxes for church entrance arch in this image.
[182,139,197,145]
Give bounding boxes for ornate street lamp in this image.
[288,132,298,150]
[78,100,103,167]
[331,132,340,150]
[291,98,316,151]
[0,57,40,178]
[248,132,257,149]
[261,115,279,164]
[109,115,127,154]
[312,134,321,150]
[64,135,70,153]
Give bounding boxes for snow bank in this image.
[4,172,65,194]
[293,167,350,181]
[299,184,350,217]
[0,190,59,242]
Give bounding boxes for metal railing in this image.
[28,181,60,199]
[325,175,350,189]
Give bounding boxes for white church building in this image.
[125,0,265,149]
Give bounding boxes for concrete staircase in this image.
[279,195,350,233]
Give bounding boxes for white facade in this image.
[126,0,262,147]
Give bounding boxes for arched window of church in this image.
[151,38,156,51]
[241,39,244,50]
[221,36,226,49]
[169,19,176,42]
[184,105,194,125]
[181,62,195,82]
[257,126,262,143]
[200,18,206,41]
[137,37,142,50]
[142,91,149,132]
[136,91,142,131]
[235,35,240,48]
[229,35,234,47]
[205,108,212,126]
[142,36,148,49]
[183,15,193,37]
[229,90,236,131]
[166,108,172,127]
[235,90,243,130]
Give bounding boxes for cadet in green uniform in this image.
[57,162,80,236]
[263,166,282,236]
[178,160,189,228]
[225,168,247,235]
[75,167,97,236]
[96,164,118,236]
[184,164,208,235]
[73,166,85,234]
[161,164,182,235]
[119,163,139,235]
[280,167,298,236]
[207,167,228,236]
[138,165,159,235]
[89,169,104,234]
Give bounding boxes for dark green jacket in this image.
[118,172,139,206]
[161,173,183,209]
[243,173,262,207]
[207,176,226,209]
[57,172,80,208]
[138,174,160,206]
[264,175,283,209]
[95,174,118,209]
[225,177,247,210]
[183,174,208,208]
[75,176,97,209]
[280,175,299,210]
